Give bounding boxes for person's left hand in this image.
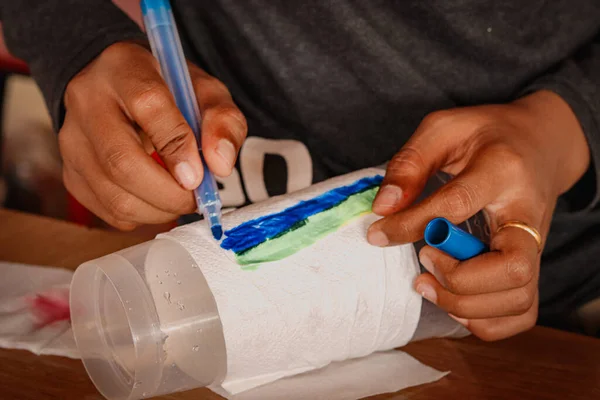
[367,90,590,341]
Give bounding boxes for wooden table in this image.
[1,208,599,400]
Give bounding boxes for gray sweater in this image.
[2,0,600,329]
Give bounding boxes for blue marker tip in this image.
[424,217,487,261]
[211,225,223,241]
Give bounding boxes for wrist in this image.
[513,90,590,195]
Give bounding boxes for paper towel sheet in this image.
[211,350,448,400]
[0,261,77,358]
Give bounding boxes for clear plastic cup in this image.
[69,238,227,400]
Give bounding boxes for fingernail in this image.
[419,254,435,274]
[449,314,469,326]
[416,283,437,304]
[375,185,402,209]
[367,229,389,247]
[216,139,236,170]
[174,161,198,189]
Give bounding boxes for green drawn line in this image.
[236,186,378,267]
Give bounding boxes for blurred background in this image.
[2,0,600,337]
[0,1,173,235]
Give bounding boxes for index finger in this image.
[113,59,204,189]
[368,155,504,246]
[83,102,196,215]
[190,64,247,177]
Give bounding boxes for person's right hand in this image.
[60,42,247,230]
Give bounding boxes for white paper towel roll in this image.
[157,167,423,395]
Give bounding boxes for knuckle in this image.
[210,105,248,140]
[203,75,229,93]
[438,182,479,219]
[505,253,535,287]
[64,78,86,107]
[421,110,455,129]
[194,75,232,100]
[107,192,136,221]
[58,127,75,153]
[62,168,75,194]
[388,147,425,177]
[112,220,138,232]
[58,131,84,174]
[489,143,526,176]
[130,83,170,120]
[154,124,190,157]
[65,61,100,99]
[443,272,461,293]
[105,148,135,180]
[523,309,538,331]
[390,219,412,242]
[376,217,412,244]
[512,287,535,314]
[504,154,527,176]
[102,42,132,60]
[476,325,502,342]
[212,104,245,124]
[448,296,469,317]
[475,308,538,342]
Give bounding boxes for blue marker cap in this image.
[424,217,487,261]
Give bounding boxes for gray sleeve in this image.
[521,31,600,210]
[0,0,147,131]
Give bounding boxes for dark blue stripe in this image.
[221,175,383,254]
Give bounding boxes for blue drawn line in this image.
[221,175,383,254]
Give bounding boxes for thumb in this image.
[372,110,473,216]
[373,146,434,216]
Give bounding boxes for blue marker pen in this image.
[141,0,223,240]
[424,217,488,261]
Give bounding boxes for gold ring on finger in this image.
[496,220,542,253]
